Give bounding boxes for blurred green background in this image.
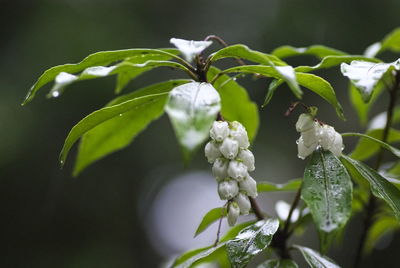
[1,0,400,267]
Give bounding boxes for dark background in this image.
[1,0,400,267]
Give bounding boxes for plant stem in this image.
[353,71,400,268]
[250,197,265,220]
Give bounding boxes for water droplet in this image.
[119,114,122,117]
[233,77,237,81]
[52,91,60,98]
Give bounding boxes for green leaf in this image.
[194,207,227,237]
[209,44,286,66]
[59,92,168,171]
[364,27,400,57]
[302,150,352,252]
[348,128,400,161]
[165,82,221,162]
[293,245,340,268]
[294,55,380,73]
[364,215,400,253]
[340,155,400,220]
[207,66,259,141]
[24,48,181,104]
[296,73,345,120]
[263,79,284,107]
[226,219,279,268]
[257,259,299,268]
[257,178,302,192]
[341,59,399,102]
[343,132,400,161]
[221,65,302,99]
[220,221,256,242]
[272,45,346,59]
[71,80,189,176]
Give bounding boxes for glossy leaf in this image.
[59,93,169,170]
[364,27,400,57]
[302,150,352,251]
[72,80,189,175]
[209,44,286,66]
[368,106,400,130]
[272,45,346,59]
[226,219,279,268]
[293,245,340,268]
[341,155,400,220]
[263,79,283,107]
[341,59,400,102]
[348,128,400,161]
[165,82,221,162]
[194,207,227,237]
[24,48,180,104]
[208,67,259,141]
[364,215,400,253]
[257,178,302,192]
[257,259,299,268]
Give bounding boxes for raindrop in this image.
[52,91,60,98]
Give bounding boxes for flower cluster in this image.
[296,113,344,159]
[205,121,257,226]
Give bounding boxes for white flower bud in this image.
[228,160,248,181]
[330,132,343,157]
[219,137,239,159]
[229,121,250,149]
[297,136,318,160]
[319,125,336,150]
[227,202,240,226]
[296,113,315,132]
[301,122,320,147]
[218,180,239,200]
[234,192,251,215]
[204,141,221,163]
[170,38,213,62]
[212,158,229,180]
[239,175,258,198]
[237,149,255,171]
[210,121,229,142]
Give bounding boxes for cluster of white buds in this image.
[205,121,257,226]
[296,113,344,159]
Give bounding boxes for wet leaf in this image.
[257,259,299,268]
[302,150,352,252]
[272,45,346,59]
[208,67,259,141]
[257,178,302,192]
[226,218,279,268]
[194,207,227,237]
[364,27,400,57]
[71,80,189,175]
[341,155,400,220]
[348,128,400,161]
[165,82,221,162]
[341,59,400,102]
[293,245,340,268]
[364,215,400,253]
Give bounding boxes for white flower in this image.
[212,158,229,180]
[301,122,320,147]
[330,132,343,157]
[210,121,229,142]
[218,180,239,200]
[227,202,240,226]
[204,141,221,163]
[234,192,251,215]
[238,149,255,171]
[219,137,239,159]
[227,160,248,181]
[296,113,315,132]
[275,200,299,222]
[318,125,343,156]
[170,38,213,62]
[239,175,258,198]
[229,121,250,149]
[297,136,318,160]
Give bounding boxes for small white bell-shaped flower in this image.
[319,125,336,150]
[227,160,248,181]
[234,192,251,215]
[296,113,315,132]
[330,132,344,157]
[301,122,320,147]
[229,121,250,149]
[219,137,239,159]
[237,149,255,171]
[170,38,213,62]
[239,175,258,198]
[218,180,239,200]
[204,141,221,163]
[297,136,318,160]
[227,202,240,226]
[210,121,229,142]
[212,158,229,180]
